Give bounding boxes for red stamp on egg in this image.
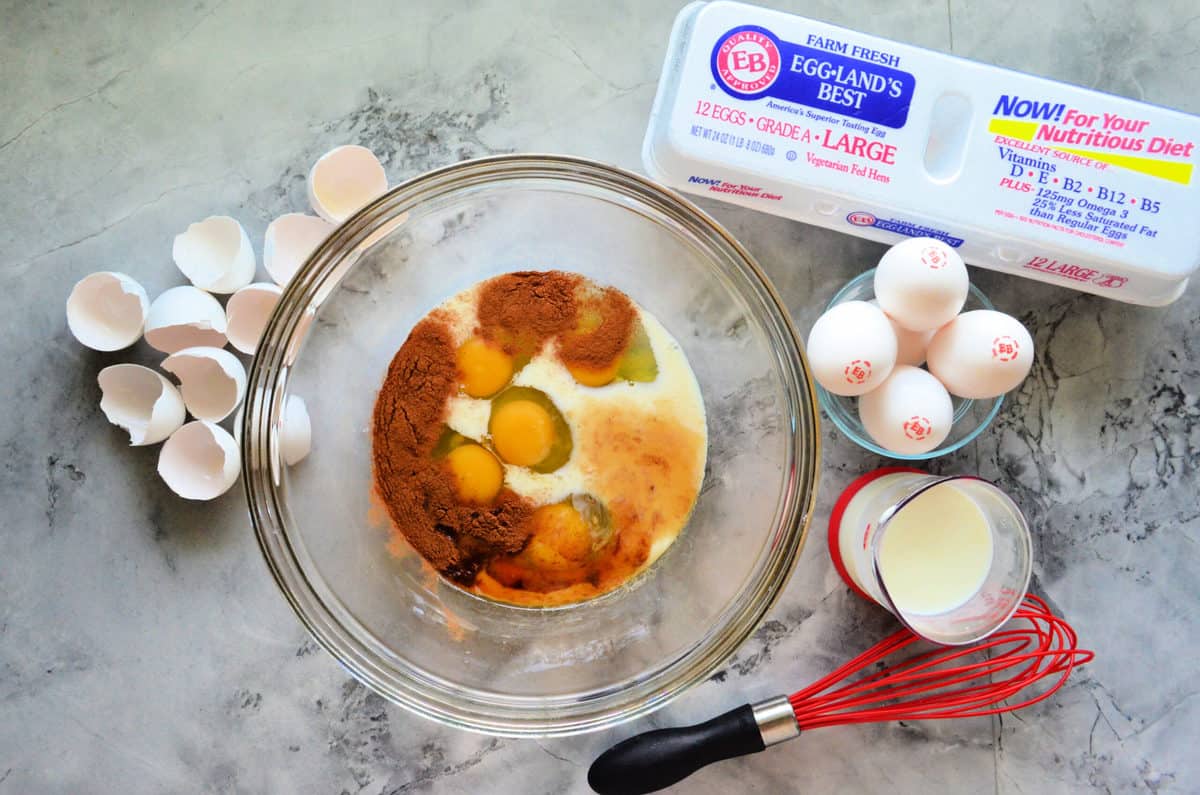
[844,359,872,384]
[992,335,1020,362]
[903,415,932,440]
[920,245,948,269]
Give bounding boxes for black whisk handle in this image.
[588,697,799,795]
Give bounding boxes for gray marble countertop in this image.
[3,1,1198,792]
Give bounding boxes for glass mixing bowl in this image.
[815,269,1004,460]
[242,155,819,737]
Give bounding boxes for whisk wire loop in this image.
[788,595,1093,730]
[589,594,1093,795]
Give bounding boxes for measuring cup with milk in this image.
[829,468,1033,645]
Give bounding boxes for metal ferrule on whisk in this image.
[751,695,801,746]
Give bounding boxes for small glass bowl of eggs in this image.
[810,238,1032,460]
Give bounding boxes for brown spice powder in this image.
[371,315,533,583]
[558,285,636,371]
[475,398,704,603]
[476,269,635,373]
[372,271,644,598]
[477,270,581,357]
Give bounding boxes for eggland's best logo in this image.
[903,415,933,441]
[844,359,872,385]
[991,335,1020,362]
[712,28,781,95]
[920,245,950,269]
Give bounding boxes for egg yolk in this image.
[445,443,503,503]
[490,399,554,467]
[616,320,658,383]
[456,337,513,398]
[567,358,622,388]
[521,503,594,571]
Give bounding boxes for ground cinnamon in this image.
[372,271,642,593]
[476,270,635,372]
[371,315,533,583]
[559,285,636,371]
[477,270,580,357]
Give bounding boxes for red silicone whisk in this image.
[588,595,1093,795]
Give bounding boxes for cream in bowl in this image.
[372,271,706,607]
[242,155,818,736]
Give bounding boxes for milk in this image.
[876,484,993,615]
[830,469,1031,644]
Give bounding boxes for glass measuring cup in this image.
[829,468,1032,645]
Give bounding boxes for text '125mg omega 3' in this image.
[644,1,1200,305]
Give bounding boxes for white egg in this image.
[307,145,388,223]
[144,286,228,353]
[926,310,1034,399]
[280,394,311,465]
[806,300,898,396]
[97,364,185,446]
[172,216,256,294]
[869,299,935,366]
[874,237,968,331]
[225,282,282,354]
[263,213,334,286]
[158,420,240,500]
[161,346,247,422]
[66,271,150,351]
[859,365,954,455]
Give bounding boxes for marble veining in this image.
[2,0,1198,792]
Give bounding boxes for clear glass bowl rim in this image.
[241,154,821,737]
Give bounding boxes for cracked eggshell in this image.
[158,420,240,500]
[263,213,334,286]
[161,346,247,422]
[226,282,282,354]
[172,216,256,293]
[307,145,388,223]
[97,364,185,446]
[233,395,310,464]
[281,394,311,465]
[144,286,228,353]
[66,271,150,351]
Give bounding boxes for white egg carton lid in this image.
[643,0,1200,305]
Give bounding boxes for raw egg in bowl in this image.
[242,155,819,736]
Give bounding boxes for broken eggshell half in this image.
[226,282,283,354]
[161,346,247,422]
[280,394,311,465]
[232,393,311,465]
[144,286,228,353]
[307,145,388,223]
[97,364,186,446]
[172,216,256,293]
[158,420,240,500]
[263,213,334,286]
[66,271,150,351]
